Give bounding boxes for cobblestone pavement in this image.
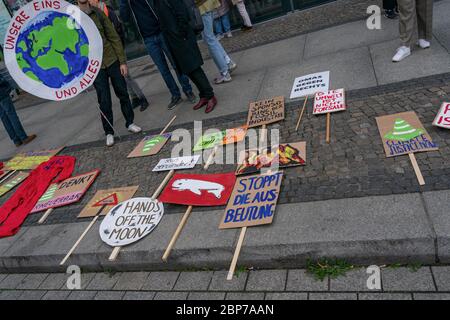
[1,265,450,300]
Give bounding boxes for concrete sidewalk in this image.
[1,0,450,160]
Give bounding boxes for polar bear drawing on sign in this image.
[171,179,225,198]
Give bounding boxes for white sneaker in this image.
[417,39,430,49]
[127,123,142,133]
[392,46,411,62]
[106,134,114,147]
[225,31,232,38]
[216,34,224,40]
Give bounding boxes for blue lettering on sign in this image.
[386,134,437,156]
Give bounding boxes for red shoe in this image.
[205,96,217,113]
[193,98,209,110]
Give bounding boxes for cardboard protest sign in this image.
[3,0,103,101]
[376,111,438,158]
[246,96,285,128]
[313,89,346,115]
[219,171,283,229]
[433,102,450,129]
[4,147,64,170]
[236,142,306,175]
[127,133,171,158]
[99,197,164,247]
[290,71,330,99]
[0,172,29,197]
[193,127,248,152]
[159,173,236,206]
[153,155,200,172]
[78,186,139,218]
[222,126,247,145]
[31,170,100,213]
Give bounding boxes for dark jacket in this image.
[154,0,203,75]
[0,74,11,99]
[120,0,160,39]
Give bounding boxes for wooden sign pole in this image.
[162,205,193,261]
[295,96,308,131]
[38,208,53,224]
[108,169,175,261]
[408,153,425,185]
[0,170,16,184]
[227,226,247,280]
[326,113,331,144]
[160,115,177,135]
[204,145,219,170]
[60,204,106,265]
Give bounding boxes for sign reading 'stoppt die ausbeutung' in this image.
[99,197,164,247]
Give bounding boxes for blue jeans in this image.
[144,34,193,98]
[214,14,231,35]
[202,11,230,76]
[0,96,27,145]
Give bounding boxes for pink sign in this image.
[433,102,450,129]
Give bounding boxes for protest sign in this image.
[3,0,103,101]
[99,197,164,247]
[246,96,285,128]
[313,89,346,115]
[31,170,100,213]
[193,131,223,152]
[222,126,247,145]
[290,71,330,99]
[433,102,450,129]
[127,133,171,158]
[219,171,283,229]
[236,142,306,176]
[153,155,200,172]
[78,186,139,218]
[159,173,236,207]
[4,147,64,170]
[0,171,29,197]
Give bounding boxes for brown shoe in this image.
[22,134,37,145]
[15,142,23,147]
[205,96,217,113]
[193,98,209,110]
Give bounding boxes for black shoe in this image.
[140,97,149,112]
[384,9,398,19]
[131,97,141,109]
[241,25,253,32]
[185,92,197,103]
[168,96,182,110]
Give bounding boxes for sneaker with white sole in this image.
[417,39,430,49]
[392,46,411,62]
[228,61,237,74]
[225,31,232,38]
[106,134,114,147]
[127,123,142,133]
[214,72,232,84]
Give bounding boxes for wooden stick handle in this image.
[295,96,308,131]
[409,153,425,185]
[162,205,193,262]
[159,115,177,135]
[38,208,54,224]
[108,246,121,261]
[204,145,219,170]
[227,227,247,280]
[326,113,331,144]
[60,215,99,265]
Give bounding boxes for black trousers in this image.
[383,0,397,10]
[187,67,214,100]
[93,61,134,135]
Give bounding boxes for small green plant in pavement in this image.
[306,258,354,281]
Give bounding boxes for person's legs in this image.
[221,13,232,34]
[107,62,135,129]
[188,68,214,100]
[383,0,396,10]
[0,97,27,145]
[416,0,433,42]
[398,0,416,47]
[93,68,115,135]
[214,17,223,36]
[144,35,182,98]
[237,1,253,28]
[201,12,230,76]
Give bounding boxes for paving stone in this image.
[94,291,126,300]
[18,290,46,300]
[173,272,214,291]
[0,290,24,300]
[188,292,226,300]
[414,293,450,300]
[16,274,49,290]
[66,291,98,300]
[86,272,122,290]
[209,271,248,291]
[265,293,308,300]
[0,274,7,283]
[226,293,265,300]
[154,292,189,300]
[330,268,379,292]
[0,274,27,289]
[431,267,450,291]
[142,272,179,291]
[286,270,328,291]
[246,270,287,292]
[309,293,357,300]
[122,291,156,300]
[77,273,96,290]
[113,272,149,291]
[382,267,436,292]
[38,274,67,290]
[42,290,72,300]
[358,293,412,300]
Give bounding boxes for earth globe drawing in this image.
[15,11,90,89]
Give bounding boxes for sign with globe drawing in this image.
[3,0,103,101]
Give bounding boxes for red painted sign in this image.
[93,193,119,207]
[158,173,236,206]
